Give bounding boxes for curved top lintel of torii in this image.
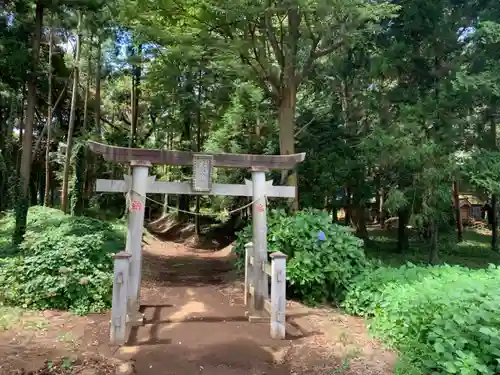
[87,141,306,170]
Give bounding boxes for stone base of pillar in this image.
[126,311,145,327]
[244,311,269,323]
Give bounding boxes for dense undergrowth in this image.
[0,206,125,315]
[345,264,500,375]
[234,210,500,375]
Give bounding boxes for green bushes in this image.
[233,209,368,304]
[344,263,500,374]
[233,209,500,374]
[0,206,125,314]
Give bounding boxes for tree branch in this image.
[239,52,278,100]
[262,5,285,69]
[298,38,343,84]
[100,116,123,131]
[140,126,156,144]
[120,110,131,126]
[32,84,69,161]
[247,23,281,95]
[313,40,344,59]
[294,116,316,138]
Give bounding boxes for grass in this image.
[366,226,500,268]
[0,305,24,330]
[0,305,48,331]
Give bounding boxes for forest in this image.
[1,0,500,374]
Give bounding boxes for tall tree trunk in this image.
[0,101,14,209]
[61,12,82,214]
[277,7,300,209]
[72,46,92,216]
[490,111,498,251]
[29,172,38,206]
[452,180,463,242]
[43,21,53,206]
[16,86,26,174]
[37,167,45,205]
[81,46,92,210]
[331,204,338,223]
[351,203,369,241]
[492,194,498,251]
[71,144,85,216]
[163,165,169,215]
[162,133,172,215]
[129,44,141,148]
[428,219,439,264]
[278,83,298,210]
[344,188,351,225]
[94,36,102,137]
[13,1,44,245]
[0,104,7,212]
[178,75,193,222]
[195,69,202,238]
[397,209,410,252]
[130,79,137,148]
[379,188,385,228]
[82,46,92,132]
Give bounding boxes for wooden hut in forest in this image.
[458,194,485,222]
[459,198,472,222]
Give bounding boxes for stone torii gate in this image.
[88,141,305,344]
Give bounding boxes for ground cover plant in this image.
[0,206,125,315]
[344,262,500,374]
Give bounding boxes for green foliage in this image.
[462,150,500,195]
[344,263,500,374]
[0,206,125,315]
[233,209,368,304]
[12,176,29,246]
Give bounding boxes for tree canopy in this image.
[2,0,500,262]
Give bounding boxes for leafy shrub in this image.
[233,208,368,304]
[0,207,125,314]
[344,263,500,374]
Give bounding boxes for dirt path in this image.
[0,237,396,375]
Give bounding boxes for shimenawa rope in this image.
[124,189,268,217]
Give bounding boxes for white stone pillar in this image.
[110,251,131,345]
[251,167,269,314]
[270,251,287,339]
[125,160,151,326]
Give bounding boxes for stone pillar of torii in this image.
[87,141,305,342]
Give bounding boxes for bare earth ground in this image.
[0,235,396,375]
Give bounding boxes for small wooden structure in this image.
[459,194,485,222]
[458,193,485,220]
[459,198,472,222]
[88,141,305,345]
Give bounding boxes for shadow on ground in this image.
[141,251,238,287]
[119,338,291,375]
[126,304,318,347]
